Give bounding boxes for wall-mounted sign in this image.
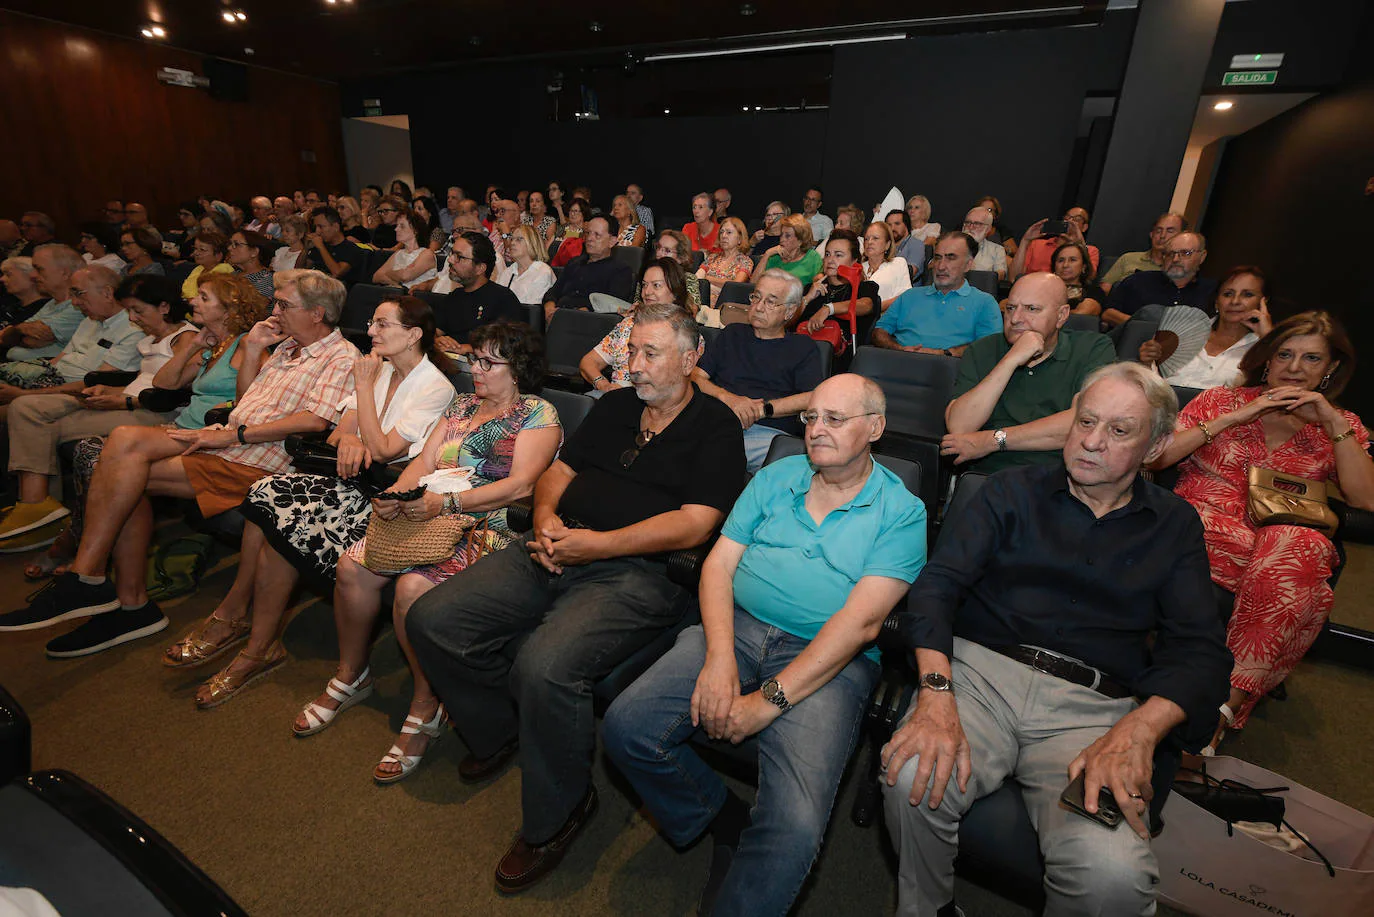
[363,107,383,116]
[1229,53,1284,70]
[1222,70,1277,86]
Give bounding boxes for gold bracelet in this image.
[1331,427,1356,445]
[1197,420,1214,445]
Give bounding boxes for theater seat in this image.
[1112,303,1165,361]
[1062,313,1102,334]
[539,388,594,439]
[340,283,397,334]
[965,270,999,298]
[717,281,753,307]
[543,309,621,387]
[610,245,645,278]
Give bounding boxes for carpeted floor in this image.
[1,532,1371,917]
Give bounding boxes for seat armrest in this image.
[1335,501,1374,544]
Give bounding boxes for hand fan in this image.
[1154,306,1213,376]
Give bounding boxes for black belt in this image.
[989,645,1133,699]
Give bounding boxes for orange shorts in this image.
[180,453,271,518]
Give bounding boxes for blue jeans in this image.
[742,424,783,474]
[603,610,879,917]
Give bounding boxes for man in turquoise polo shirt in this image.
[941,272,1115,474]
[872,231,1001,356]
[604,372,927,917]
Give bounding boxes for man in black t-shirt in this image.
[436,231,524,352]
[304,206,366,287]
[408,304,745,895]
[540,216,634,321]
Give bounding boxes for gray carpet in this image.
[1,535,1370,917]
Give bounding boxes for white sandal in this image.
[1199,703,1237,757]
[374,703,448,785]
[293,669,374,737]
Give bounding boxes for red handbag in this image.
[794,263,862,357]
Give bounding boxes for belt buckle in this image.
[1028,648,1056,676]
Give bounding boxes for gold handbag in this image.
[361,512,478,574]
[1246,466,1344,536]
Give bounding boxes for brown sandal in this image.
[195,644,287,710]
[162,612,251,668]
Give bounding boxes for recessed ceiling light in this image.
[754,106,761,111]
[1213,100,1234,111]
[589,21,603,32]
[740,3,756,14]
[742,105,749,112]
[244,47,255,55]
[663,108,670,114]
[236,11,246,20]
[141,24,167,39]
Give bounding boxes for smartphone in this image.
[1060,772,1123,829]
[1041,219,1069,238]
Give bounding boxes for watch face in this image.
[922,673,951,690]
[761,679,780,700]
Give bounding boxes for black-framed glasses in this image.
[800,410,880,428]
[470,355,510,372]
[619,429,656,469]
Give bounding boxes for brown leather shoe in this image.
[458,737,519,784]
[494,785,599,895]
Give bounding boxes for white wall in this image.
[341,116,414,196]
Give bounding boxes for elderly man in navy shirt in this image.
[605,372,927,916]
[1101,231,1218,328]
[881,361,1231,917]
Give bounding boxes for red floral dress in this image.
[1174,385,1370,726]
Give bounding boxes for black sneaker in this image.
[0,574,119,632]
[46,602,168,658]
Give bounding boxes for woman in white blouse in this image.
[906,194,941,245]
[168,295,456,709]
[372,210,437,290]
[496,225,557,306]
[861,221,912,309]
[1140,266,1272,390]
[271,216,309,273]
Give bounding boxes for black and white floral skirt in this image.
[240,473,372,587]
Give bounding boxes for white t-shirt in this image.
[124,323,198,398]
[865,258,913,303]
[386,248,437,290]
[338,356,457,459]
[272,246,304,273]
[912,223,942,243]
[497,260,557,305]
[84,252,128,275]
[1165,334,1257,390]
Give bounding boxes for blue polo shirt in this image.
[875,280,1002,350]
[722,454,928,661]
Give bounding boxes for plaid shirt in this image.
[218,329,359,473]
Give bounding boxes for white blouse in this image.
[272,246,305,273]
[124,323,198,397]
[865,258,913,303]
[84,252,128,275]
[1165,333,1257,390]
[339,356,456,460]
[497,260,557,305]
[386,248,438,290]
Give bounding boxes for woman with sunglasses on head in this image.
[292,321,561,783]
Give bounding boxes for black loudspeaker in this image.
[203,57,249,102]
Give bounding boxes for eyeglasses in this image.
[800,410,880,428]
[365,318,405,331]
[227,240,248,249]
[765,212,784,220]
[270,296,309,312]
[470,355,510,372]
[747,292,789,310]
[1165,249,1199,259]
[620,429,656,469]
[377,208,397,215]
[962,220,991,229]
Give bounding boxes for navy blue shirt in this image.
[698,323,824,435]
[898,464,1231,748]
[1104,270,1218,318]
[544,254,634,311]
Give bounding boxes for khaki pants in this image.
[7,393,171,477]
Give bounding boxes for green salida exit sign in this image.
[1222,70,1278,86]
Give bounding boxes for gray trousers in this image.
[883,638,1158,917]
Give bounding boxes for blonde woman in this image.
[497,225,556,305]
[696,217,753,307]
[861,221,912,309]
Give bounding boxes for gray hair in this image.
[275,268,345,325]
[766,201,792,218]
[691,191,713,207]
[1,255,34,276]
[34,243,84,274]
[758,268,804,313]
[633,301,702,354]
[22,211,55,234]
[859,376,887,417]
[75,263,120,293]
[906,194,932,214]
[1080,362,1178,443]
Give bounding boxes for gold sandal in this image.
[162,612,251,668]
[195,644,287,710]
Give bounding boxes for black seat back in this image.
[1062,313,1101,334]
[763,435,922,500]
[544,309,622,378]
[718,281,753,306]
[966,270,999,298]
[1113,303,1166,361]
[610,245,645,278]
[540,387,594,439]
[1172,384,1205,410]
[341,283,397,333]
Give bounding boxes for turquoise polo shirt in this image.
[722,454,928,662]
[8,298,85,362]
[874,280,1002,350]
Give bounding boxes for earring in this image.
[1319,373,1332,391]
[1261,367,1269,383]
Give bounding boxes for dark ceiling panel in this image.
[0,1,1101,80]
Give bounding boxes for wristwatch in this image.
[237,424,249,445]
[918,672,953,693]
[763,400,775,418]
[760,678,793,712]
[993,429,1008,451]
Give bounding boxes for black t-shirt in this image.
[544,254,634,311]
[439,281,525,341]
[557,385,746,534]
[371,224,397,249]
[698,323,825,435]
[345,225,373,245]
[0,296,49,329]
[1068,282,1108,311]
[1104,271,1218,318]
[306,238,368,285]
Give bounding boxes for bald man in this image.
[123,203,150,231]
[941,272,1116,473]
[0,220,20,260]
[604,372,928,916]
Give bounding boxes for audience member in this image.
[906,195,941,245]
[1011,206,1100,280]
[873,232,1001,357]
[1141,266,1271,389]
[712,188,732,220]
[941,272,1115,472]
[580,259,691,394]
[1051,239,1106,316]
[18,213,57,258]
[101,201,125,225]
[119,228,165,277]
[693,269,824,471]
[883,362,1230,917]
[0,275,198,549]
[861,221,913,307]
[227,230,277,299]
[1102,232,1217,327]
[336,196,372,245]
[0,257,49,328]
[682,192,719,253]
[182,230,234,301]
[1151,312,1373,753]
[78,222,127,276]
[198,209,234,240]
[605,373,926,916]
[646,230,704,314]
[696,217,753,309]
[123,203,151,232]
[242,197,275,237]
[271,216,309,273]
[410,196,440,243]
[885,210,925,280]
[496,225,556,306]
[306,207,368,286]
[749,202,789,259]
[546,181,568,226]
[389,179,413,203]
[371,196,404,250]
[626,184,654,235]
[961,207,1008,279]
[0,270,359,657]
[541,217,634,321]
[800,229,881,344]
[1101,212,1186,292]
[802,186,833,241]
[372,210,437,291]
[751,215,821,287]
[550,198,591,268]
[610,195,646,248]
[0,221,22,263]
[527,191,558,248]
[405,305,745,894]
[3,245,85,361]
[436,232,525,354]
[438,187,463,234]
[973,194,1015,257]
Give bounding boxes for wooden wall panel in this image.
[0,11,347,242]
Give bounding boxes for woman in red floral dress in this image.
[1153,312,1374,751]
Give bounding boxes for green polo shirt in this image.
[1099,250,1162,287]
[953,329,1116,474]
